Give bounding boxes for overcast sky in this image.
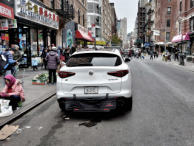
[109,0,139,33]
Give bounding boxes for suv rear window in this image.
[66,53,122,67]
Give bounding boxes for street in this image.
[1,58,194,146]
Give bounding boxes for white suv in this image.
[57,49,132,112]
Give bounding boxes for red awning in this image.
[76,30,93,42]
[172,32,191,43]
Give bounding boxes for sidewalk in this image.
[146,55,194,72]
[0,68,56,126]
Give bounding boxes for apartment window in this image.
[82,0,84,5]
[167,7,171,14]
[191,0,194,8]
[168,0,171,2]
[78,11,80,24]
[60,0,62,10]
[166,32,170,41]
[51,0,54,9]
[180,1,182,12]
[190,17,194,31]
[167,20,171,27]
[179,22,181,34]
[83,14,85,27]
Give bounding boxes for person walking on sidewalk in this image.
[41,48,48,70]
[150,50,154,60]
[174,48,179,61]
[32,56,38,71]
[13,45,22,78]
[45,47,60,85]
[0,74,25,111]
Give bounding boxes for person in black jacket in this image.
[41,48,48,69]
[70,44,76,55]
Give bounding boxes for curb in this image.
[0,92,56,129]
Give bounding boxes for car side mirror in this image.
[125,58,130,62]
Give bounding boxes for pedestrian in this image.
[0,74,25,111]
[70,44,76,55]
[41,48,48,70]
[32,56,38,71]
[63,48,70,62]
[13,45,22,78]
[45,47,60,85]
[48,45,52,52]
[57,46,62,57]
[150,50,153,60]
[1,49,16,86]
[174,48,179,61]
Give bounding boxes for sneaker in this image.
[48,83,52,85]
[53,82,56,85]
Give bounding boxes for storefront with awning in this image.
[172,32,191,55]
[0,1,15,51]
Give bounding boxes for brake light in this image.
[58,71,75,78]
[107,70,129,77]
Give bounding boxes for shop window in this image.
[167,20,171,27]
[78,11,80,24]
[38,29,44,56]
[166,32,170,41]
[167,7,171,14]
[31,28,38,56]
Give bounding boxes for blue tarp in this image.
[144,42,150,47]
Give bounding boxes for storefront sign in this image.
[15,0,59,29]
[8,19,17,28]
[0,19,8,30]
[78,24,88,34]
[0,2,14,19]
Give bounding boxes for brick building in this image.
[173,0,194,55]
[154,0,177,53]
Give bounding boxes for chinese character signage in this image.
[0,2,14,19]
[14,0,59,29]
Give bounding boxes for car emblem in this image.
[89,71,93,75]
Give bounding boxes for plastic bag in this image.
[0,99,10,109]
[0,106,13,117]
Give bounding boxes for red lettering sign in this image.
[49,13,51,19]
[56,16,59,22]
[39,7,43,15]
[0,2,14,19]
[44,10,47,17]
[53,14,55,21]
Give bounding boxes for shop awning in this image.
[76,30,93,42]
[172,32,191,43]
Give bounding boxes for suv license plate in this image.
[84,87,98,94]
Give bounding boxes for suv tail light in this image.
[107,70,129,77]
[58,71,75,78]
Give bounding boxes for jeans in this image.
[49,69,56,83]
[0,95,21,110]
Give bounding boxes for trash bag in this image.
[0,99,10,109]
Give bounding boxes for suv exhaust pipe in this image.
[118,99,125,107]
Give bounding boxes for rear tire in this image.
[125,96,132,111]
[59,103,66,111]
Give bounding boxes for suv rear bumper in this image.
[58,96,131,112]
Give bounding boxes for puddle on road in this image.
[79,119,101,127]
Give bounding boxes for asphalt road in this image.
[1,59,194,146]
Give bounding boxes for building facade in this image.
[154,0,177,53]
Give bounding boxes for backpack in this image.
[0,52,8,76]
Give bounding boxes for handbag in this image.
[60,54,65,61]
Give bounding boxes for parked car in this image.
[57,49,132,112]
